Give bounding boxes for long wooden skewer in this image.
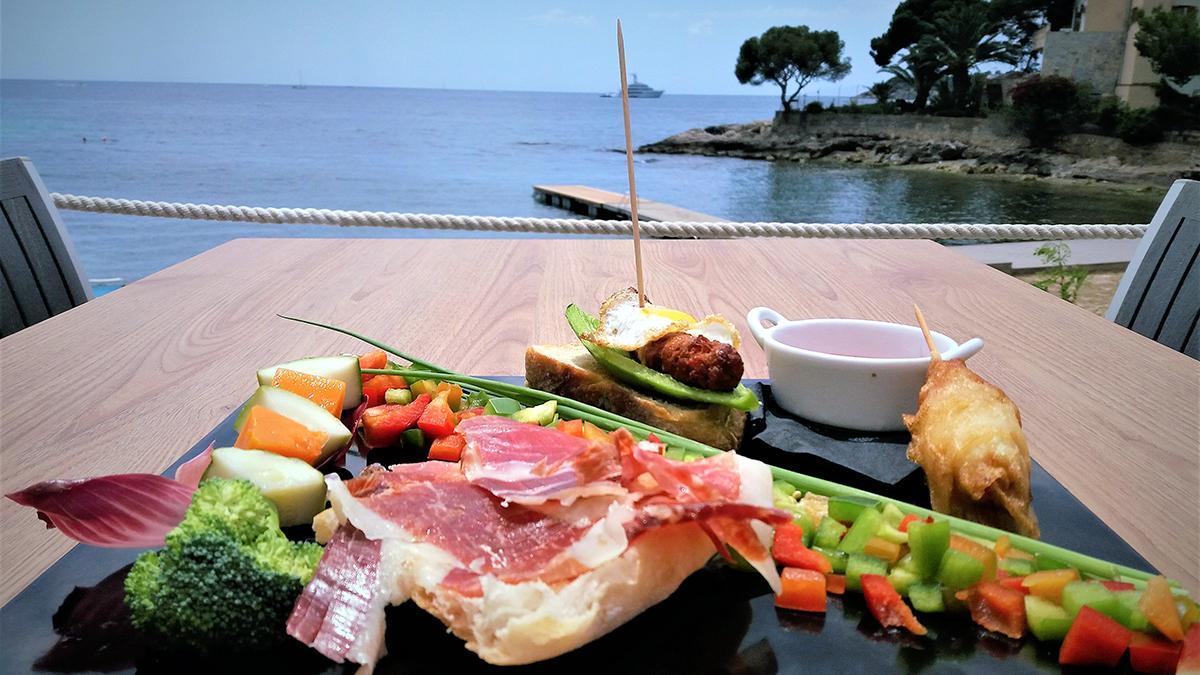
[616,19,646,307]
[913,304,941,361]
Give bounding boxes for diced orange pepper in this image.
[235,405,326,464]
[362,374,408,408]
[556,419,584,438]
[897,513,921,533]
[457,407,486,422]
[775,568,826,613]
[358,350,388,382]
[864,536,902,563]
[1139,576,1185,642]
[581,421,611,443]
[826,574,846,595]
[272,367,347,416]
[1022,568,1080,603]
[417,394,458,438]
[428,433,467,462]
[995,535,1011,559]
[434,382,463,411]
[950,534,997,581]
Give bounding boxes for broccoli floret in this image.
[123,478,323,654]
[167,478,279,547]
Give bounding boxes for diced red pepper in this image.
[1139,575,1185,642]
[645,433,661,444]
[417,394,458,438]
[360,394,431,448]
[897,514,920,533]
[775,568,826,613]
[772,523,832,574]
[958,581,1026,639]
[428,433,467,462]
[1059,606,1132,668]
[860,574,927,636]
[362,374,408,408]
[1177,623,1200,674]
[1128,632,1182,674]
[358,349,388,382]
[826,574,846,595]
[997,575,1030,594]
[556,419,584,438]
[457,407,486,422]
[1102,580,1137,592]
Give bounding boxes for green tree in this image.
[918,3,1021,111]
[736,26,851,112]
[867,80,896,105]
[1133,7,1200,88]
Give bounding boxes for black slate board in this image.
[0,379,1157,674]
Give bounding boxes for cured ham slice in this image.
[290,426,789,668]
[458,415,623,505]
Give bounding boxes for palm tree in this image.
[867,80,895,105]
[879,43,944,111]
[918,3,1021,111]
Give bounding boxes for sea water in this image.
[0,80,1160,285]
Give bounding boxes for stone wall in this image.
[1042,30,1125,95]
[773,111,1021,149]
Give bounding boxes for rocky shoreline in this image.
[639,117,1199,189]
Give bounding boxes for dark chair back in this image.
[1106,179,1199,359]
[1,157,94,337]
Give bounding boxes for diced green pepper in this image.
[410,380,439,397]
[837,507,884,554]
[813,517,847,550]
[875,522,909,545]
[813,546,848,574]
[999,556,1037,577]
[1113,590,1151,631]
[909,582,946,613]
[663,447,686,461]
[512,400,557,425]
[463,390,491,410]
[938,549,984,590]
[384,388,413,406]
[1024,595,1073,641]
[888,567,921,595]
[894,553,918,573]
[908,519,951,580]
[1061,581,1119,620]
[881,502,905,527]
[828,495,880,523]
[1036,553,1070,570]
[845,553,889,592]
[402,428,426,449]
[483,397,523,417]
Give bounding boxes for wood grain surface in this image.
[1,238,1196,605]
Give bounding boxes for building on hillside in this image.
[1040,0,1199,108]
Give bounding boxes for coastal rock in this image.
[638,117,1198,188]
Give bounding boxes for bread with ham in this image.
[287,416,788,667]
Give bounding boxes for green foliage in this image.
[1091,96,1168,144]
[804,101,824,114]
[1008,75,1085,146]
[919,2,1021,111]
[1132,8,1200,88]
[1032,243,1089,304]
[867,80,896,104]
[124,478,323,654]
[736,25,851,111]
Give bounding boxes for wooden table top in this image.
[1,238,1197,605]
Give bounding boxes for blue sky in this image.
[1,1,900,96]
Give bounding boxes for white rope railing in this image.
[50,193,1148,241]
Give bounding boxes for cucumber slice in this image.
[235,386,351,464]
[204,447,327,527]
[513,400,557,425]
[257,355,363,411]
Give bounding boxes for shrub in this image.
[1116,107,1165,144]
[805,101,824,114]
[1094,97,1126,136]
[1009,75,1085,147]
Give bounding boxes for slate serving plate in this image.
[0,379,1156,674]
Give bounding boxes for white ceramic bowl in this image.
[746,307,984,432]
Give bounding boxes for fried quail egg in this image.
[584,288,742,351]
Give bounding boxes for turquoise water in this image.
[0,80,1162,287]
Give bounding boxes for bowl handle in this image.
[942,337,984,361]
[746,307,785,349]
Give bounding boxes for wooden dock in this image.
[532,184,728,222]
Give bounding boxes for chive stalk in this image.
[297,318,1178,591]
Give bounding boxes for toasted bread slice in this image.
[525,344,746,451]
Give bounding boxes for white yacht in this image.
[601,74,664,98]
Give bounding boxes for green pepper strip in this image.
[287,316,1176,592]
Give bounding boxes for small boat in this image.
[600,74,663,98]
